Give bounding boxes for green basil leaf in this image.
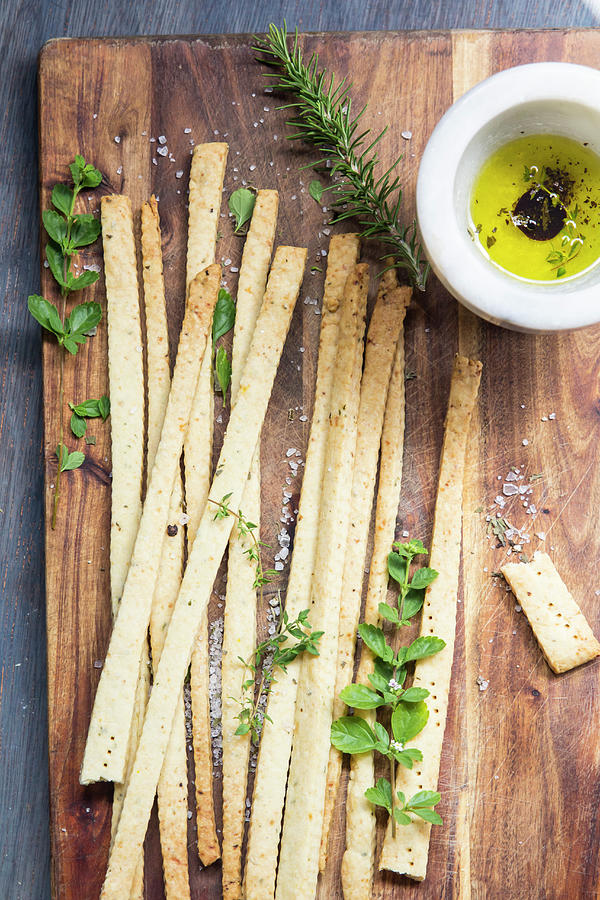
[373,658,394,684]
[229,187,256,233]
[368,670,391,694]
[373,721,389,749]
[339,684,385,710]
[212,288,236,343]
[393,809,412,826]
[67,301,102,338]
[58,447,85,472]
[235,723,250,736]
[410,566,438,590]
[378,602,399,624]
[309,180,323,203]
[408,790,441,808]
[42,210,68,246]
[51,183,73,216]
[62,336,79,355]
[330,716,377,754]
[404,635,446,664]
[27,295,64,338]
[46,242,68,287]
[70,412,87,438]
[364,777,392,814]
[401,589,425,620]
[70,399,101,417]
[358,623,393,662]
[401,747,423,763]
[387,551,407,584]
[215,346,232,404]
[400,687,430,703]
[68,270,99,291]
[393,538,427,558]
[411,807,443,825]
[80,164,102,188]
[70,214,102,248]
[98,395,110,420]
[391,700,429,743]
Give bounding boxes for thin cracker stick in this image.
[99,246,306,899]
[221,190,279,899]
[243,233,360,900]
[185,143,228,865]
[379,354,482,880]
[275,264,369,900]
[342,311,409,900]
[141,197,190,899]
[102,195,147,898]
[320,278,411,870]
[81,266,220,784]
[501,552,600,673]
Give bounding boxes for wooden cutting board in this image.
[39,28,600,900]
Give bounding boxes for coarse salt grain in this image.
[157,146,168,157]
[175,170,183,179]
[158,135,167,144]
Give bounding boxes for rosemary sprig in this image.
[254,23,429,291]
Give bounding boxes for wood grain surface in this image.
[33,24,600,900]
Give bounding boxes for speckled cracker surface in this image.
[501,551,600,674]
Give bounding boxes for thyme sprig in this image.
[28,155,103,528]
[209,494,277,604]
[254,23,429,291]
[331,540,444,834]
[235,606,322,742]
[210,493,323,741]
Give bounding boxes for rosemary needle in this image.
[254,23,430,291]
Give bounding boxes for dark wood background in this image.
[2,2,600,899]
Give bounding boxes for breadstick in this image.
[140,196,190,900]
[243,233,360,900]
[320,276,410,870]
[379,354,482,880]
[102,194,146,898]
[99,246,305,899]
[342,312,409,900]
[185,143,228,865]
[221,190,278,900]
[81,266,220,785]
[275,264,369,900]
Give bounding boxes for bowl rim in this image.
[416,61,600,333]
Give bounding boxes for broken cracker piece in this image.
[501,551,600,674]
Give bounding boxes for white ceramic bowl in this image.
[416,62,600,332]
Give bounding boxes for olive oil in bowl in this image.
[470,134,600,281]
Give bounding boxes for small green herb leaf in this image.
[68,270,99,291]
[400,687,430,703]
[70,214,102,248]
[365,777,392,814]
[215,346,232,403]
[98,395,110,420]
[408,789,441,809]
[393,809,412,825]
[229,187,256,233]
[378,602,400,624]
[27,295,64,338]
[309,180,324,203]
[330,716,377,754]
[339,684,385,710]
[556,265,566,278]
[387,551,407,585]
[45,243,68,288]
[404,635,446,664]
[358,623,393,662]
[42,210,68,246]
[70,412,87,438]
[51,183,74,216]
[410,567,438,590]
[412,807,443,824]
[401,589,425,621]
[391,700,429,743]
[212,288,236,344]
[66,302,102,339]
[56,444,85,472]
